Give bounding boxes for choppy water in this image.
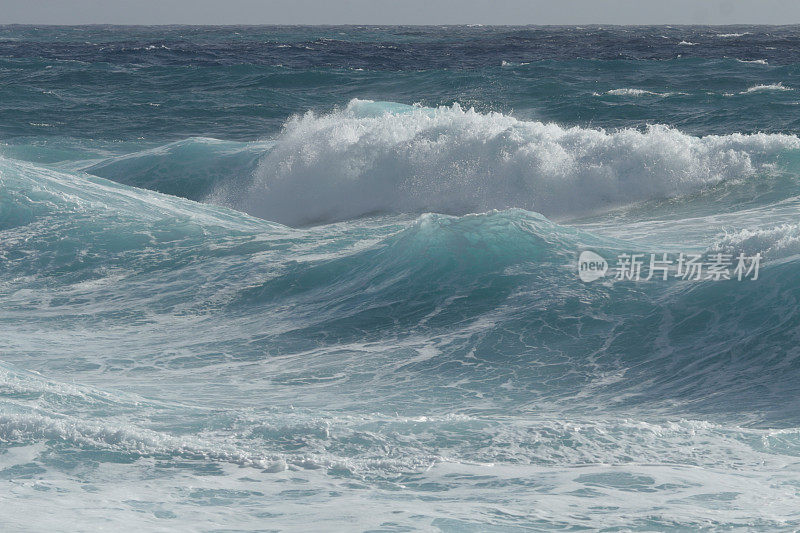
[3,25,800,531]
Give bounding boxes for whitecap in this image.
[741,83,793,94]
[604,88,677,97]
[736,59,769,65]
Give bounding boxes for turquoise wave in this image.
[3,153,800,427]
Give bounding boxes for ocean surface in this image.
[2,25,800,530]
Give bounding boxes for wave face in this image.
[83,137,269,201]
[5,25,800,531]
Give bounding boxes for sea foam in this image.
[711,223,800,258]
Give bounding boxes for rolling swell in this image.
[2,154,800,422]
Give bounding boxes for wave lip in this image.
[220,99,800,227]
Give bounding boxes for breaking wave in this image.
[213,99,800,226]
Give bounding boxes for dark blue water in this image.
[3,25,800,142]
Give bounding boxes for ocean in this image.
[2,24,800,530]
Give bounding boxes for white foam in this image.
[711,223,800,258]
[604,88,671,96]
[742,83,793,94]
[219,99,800,226]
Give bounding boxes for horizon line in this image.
[3,23,800,27]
